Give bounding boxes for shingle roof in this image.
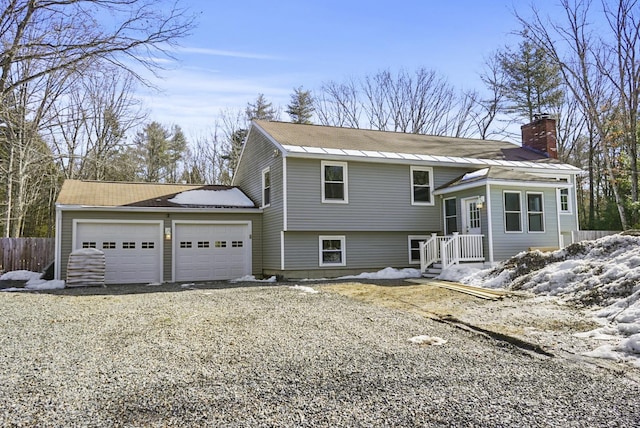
[56,180,257,208]
[255,120,553,162]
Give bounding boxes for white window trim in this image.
[321,160,349,204]
[261,167,271,208]
[443,197,457,235]
[558,187,572,214]
[503,191,523,234]
[408,235,429,265]
[410,166,435,206]
[526,192,546,233]
[319,235,346,267]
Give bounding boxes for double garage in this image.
[72,220,254,284]
[55,181,263,285]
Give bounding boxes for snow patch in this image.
[338,267,421,280]
[0,270,42,281]
[168,188,254,207]
[229,275,277,283]
[290,285,319,294]
[408,335,447,346]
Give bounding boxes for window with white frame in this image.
[559,188,570,213]
[411,166,434,205]
[504,191,522,232]
[444,198,458,234]
[262,167,271,207]
[527,192,545,232]
[321,161,348,203]
[319,236,346,266]
[408,235,428,264]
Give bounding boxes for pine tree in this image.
[499,31,564,121]
[246,94,277,121]
[286,86,314,124]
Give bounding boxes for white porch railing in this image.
[420,232,484,272]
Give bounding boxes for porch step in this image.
[422,263,442,279]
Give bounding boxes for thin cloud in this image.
[176,46,282,60]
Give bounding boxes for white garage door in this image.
[174,223,251,282]
[75,222,162,284]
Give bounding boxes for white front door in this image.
[463,198,482,235]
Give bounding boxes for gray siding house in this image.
[233,117,580,279]
[55,116,580,283]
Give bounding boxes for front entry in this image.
[463,198,481,235]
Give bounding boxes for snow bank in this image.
[338,267,421,280]
[0,270,42,282]
[229,275,277,283]
[459,234,640,365]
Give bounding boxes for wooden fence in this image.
[0,238,55,274]
[571,230,620,243]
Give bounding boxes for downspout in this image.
[556,188,563,248]
[54,205,62,280]
[485,182,494,265]
[281,156,288,271]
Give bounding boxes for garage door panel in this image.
[174,223,250,282]
[75,223,161,284]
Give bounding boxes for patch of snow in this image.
[168,188,254,207]
[290,285,319,294]
[1,278,65,292]
[338,267,421,280]
[408,335,447,346]
[0,270,42,281]
[464,234,640,366]
[437,265,482,282]
[461,167,489,181]
[229,275,277,283]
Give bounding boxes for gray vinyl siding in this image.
[233,129,284,270]
[286,158,469,232]
[282,231,424,272]
[59,210,262,281]
[489,185,560,261]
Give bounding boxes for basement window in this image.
[319,236,346,267]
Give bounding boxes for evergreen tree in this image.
[286,86,314,124]
[246,94,278,121]
[498,31,564,121]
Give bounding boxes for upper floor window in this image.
[504,191,522,233]
[527,193,545,232]
[559,188,571,213]
[411,166,434,205]
[262,167,271,207]
[322,161,348,203]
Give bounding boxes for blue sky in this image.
[137,1,561,138]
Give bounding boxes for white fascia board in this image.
[283,150,581,172]
[57,205,263,214]
[435,179,574,196]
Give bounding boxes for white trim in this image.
[319,235,346,267]
[283,157,288,231]
[572,175,580,232]
[54,206,62,280]
[72,219,164,283]
[171,220,252,283]
[503,191,523,233]
[261,166,271,208]
[461,197,482,234]
[434,179,574,196]
[526,192,545,233]
[408,235,429,264]
[280,231,285,271]
[57,205,261,214]
[410,166,435,206]
[486,183,494,264]
[280,145,582,172]
[556,193,563,247]
[321,160,349,204]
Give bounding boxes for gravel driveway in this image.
[1,281,639,427]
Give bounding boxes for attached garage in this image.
[74,221,162,284]
[173,222,251,281]
[55,180,263,285]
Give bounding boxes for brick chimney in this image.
[521,114,558,159]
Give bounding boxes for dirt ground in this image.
[319,280,615,362]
